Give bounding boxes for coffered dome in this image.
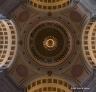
[27,0,71,11]
[82,18,96,68]
[27,76,72,92]
[0,19,17,69]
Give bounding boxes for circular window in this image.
[28,22,71,66]
[27,76,72,92]
[82,19,96,67]
[0,19,17,69]
[27,0,71,11]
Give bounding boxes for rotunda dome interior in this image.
[0,0,96,92]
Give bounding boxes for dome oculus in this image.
[28,22,71,66]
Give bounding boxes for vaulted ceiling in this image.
[0,0,96,92]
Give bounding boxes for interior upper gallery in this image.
[0,0,96,92]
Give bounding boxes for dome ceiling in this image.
[0,0,96,92]
[27,76,72,92]
[0,16,17,69]
[82,19,96,67]
[27,0,71,11]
